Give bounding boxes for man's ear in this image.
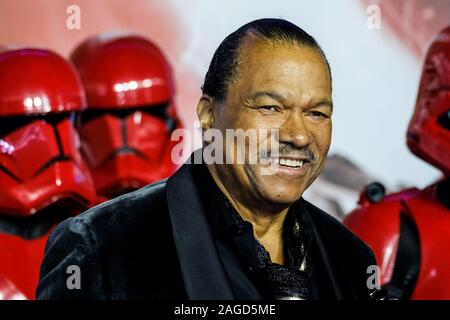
[197,95,216,129]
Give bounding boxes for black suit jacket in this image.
[37,157,377,300]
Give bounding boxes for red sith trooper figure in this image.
[71,33,181,199]
[0,47,97,299]
[344,27,450,300]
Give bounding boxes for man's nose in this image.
[280,112,311,148]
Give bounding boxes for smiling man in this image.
[37,18,379,300]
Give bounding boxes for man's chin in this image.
[256,182,304,207]
[247,166,307,205]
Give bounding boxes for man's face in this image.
[210,37,332,209]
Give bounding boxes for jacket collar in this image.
[297,200,346,299]
[165,153,235,299]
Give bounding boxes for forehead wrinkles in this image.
[229,39,330,102]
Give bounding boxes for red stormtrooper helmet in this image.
[407,26,450,177]
[0,47,97,219]
[0,47,97,299]
[345,26,450,300]
[71,33,181,198]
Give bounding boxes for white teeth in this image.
[260,157,305,167]
[276,158,304,168]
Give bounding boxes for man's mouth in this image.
[260,157,308,168]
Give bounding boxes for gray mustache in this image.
[260,143,316,162]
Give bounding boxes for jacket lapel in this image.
[166,159,235,300]
[299,200,346,299]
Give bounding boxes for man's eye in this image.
[259,105,278,112]
[309,111,328,118]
